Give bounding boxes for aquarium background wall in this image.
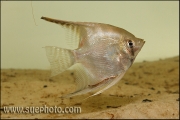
[1,1,179,69]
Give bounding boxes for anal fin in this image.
[61,63,126,99]
[61,63,95,98]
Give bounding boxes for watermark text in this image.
[2,105,81,114]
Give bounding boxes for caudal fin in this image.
[44,46,75,77]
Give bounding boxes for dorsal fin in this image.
[41,16,89,50]
[41,16,95,27]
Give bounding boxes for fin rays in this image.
[61,64,126,98]
[45,46,75,77]
[41,16,85,50]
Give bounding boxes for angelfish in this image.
[41,16,145,98]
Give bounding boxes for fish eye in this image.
[127,40,134,48]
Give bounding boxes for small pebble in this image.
[142,99,152,103]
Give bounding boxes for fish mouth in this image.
[141,40,145,50]
[139,40,145,49]
[133,40,145,53]
[142,40,145,45]
[131,39,145,59]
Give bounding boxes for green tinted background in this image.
[1,1,179,69]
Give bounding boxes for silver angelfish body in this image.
[41,16,145,98]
